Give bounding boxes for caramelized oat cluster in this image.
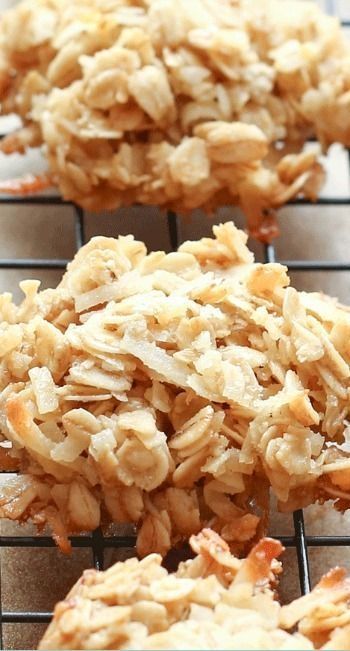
[1,0,350,236]
[1,223,350,555]
[39,530,350,650]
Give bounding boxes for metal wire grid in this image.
[1,206,346,646]
[0,2,349,647]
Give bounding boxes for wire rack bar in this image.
[167,210,179,250]
[264,243,276,264]
[0,536,136,549]
[0,197,69,205]
[0,260,69,269]
[279,261,350,271]
[3,532,350,550]
[280,536,350,547]
[91,529,105,572]
[74,205,86,250]
[19,257,350,272]
[2,613,53,625]
[290,197,350,206]
[264,246,312,596]
[293,511,311,595]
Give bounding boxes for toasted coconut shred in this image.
[1,223,350,556]
[1,1,350,237]
[39,529,350,650]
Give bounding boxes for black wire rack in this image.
[0,1,350,648]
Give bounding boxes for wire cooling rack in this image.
[2,205,350,644]
[0,1,350,648]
